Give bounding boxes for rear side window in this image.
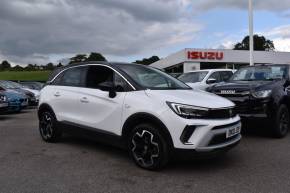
[54,66,87,87]
[220,71,233,82]
[208,72,221,82]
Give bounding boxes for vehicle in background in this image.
[38,62,241,170]
[169,73,182,78]
[0,80,38,106]
[0,86,28,113]
[10,81,40,104]
[19,81,44,91]
[0,92,9,114]
[207,64,290,138]
[178,69,234,90]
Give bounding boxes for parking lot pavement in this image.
[1,109,290,193]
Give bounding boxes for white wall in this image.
[151,48,290,71]
[183,62,200,72]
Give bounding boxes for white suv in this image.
[38,62,241,170]
[178,69,235,90]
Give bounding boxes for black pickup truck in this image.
[207,64,290,138]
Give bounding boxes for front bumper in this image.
[215,94,271,119]
[161,109,242,151]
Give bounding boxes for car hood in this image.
[22,88,40,96]
[3,90,26,100]
[210,80,284,92]
[145,89,234,109]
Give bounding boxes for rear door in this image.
[76,65,131,135]
[49,66,88,122]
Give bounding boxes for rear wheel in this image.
[128,123,170,170]
[39,110,62,142]
[272,104,290,138]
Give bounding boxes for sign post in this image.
[248,0,254,66]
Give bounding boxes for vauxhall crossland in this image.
[38,62,241,170]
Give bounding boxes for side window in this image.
[208,72,221,82]
[114,73,132,92]
[86,65,132,92]
[54,66,87,87]
[220,71,233,82]
[86,66,114,89]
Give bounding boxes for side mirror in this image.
[98,82,117,98]
[206,78,217,84]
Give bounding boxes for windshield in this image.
[178,71,208,83]
[0,81,21,89]
[117,64,191,90]
[231,66,288,81]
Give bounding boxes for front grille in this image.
[207,108,236,119]
[214,91,250,114]
[212,121,241,130]
[208,133,238,146]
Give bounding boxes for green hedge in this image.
[0,71,51,81]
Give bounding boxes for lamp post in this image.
[248,0,254,66]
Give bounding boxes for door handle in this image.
[54,92,61,97]
[80,97,89,103]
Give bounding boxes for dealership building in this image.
[150,49,290,73]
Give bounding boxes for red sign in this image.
[187,51,224,60]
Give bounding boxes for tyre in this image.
[39,109,62,142]
[272,104,290,138]
[128,123,170,170]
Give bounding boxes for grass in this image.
[0,71,51,81]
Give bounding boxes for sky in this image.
[0,0,290,66]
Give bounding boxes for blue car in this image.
[0,92,9,114]
[0,86,28,113]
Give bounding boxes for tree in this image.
[0,60,11,70]
[134,56,160,65]
[234,35,275,51]
[25,64,35,71]
[56,62,63,68]
[45,63,55,71]
[11,65,24,71]
[69,54,87,64]
[86,52,107,62]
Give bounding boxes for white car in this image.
[178,69,235,90]
[38,62,241,170]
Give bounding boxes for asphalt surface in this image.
[1,109,290,193]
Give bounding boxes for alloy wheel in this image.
[131,130,160,168]
[39,112,53,140]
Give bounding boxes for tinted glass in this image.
[208,72,221,82]
[58,66,87,87]
[220,71,233,81]
[178,71,208,83]
[117,64,191,90]
[86,66,113,89]
[114,73,131,92]
[231,66,288,81]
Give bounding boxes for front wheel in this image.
[272,104,290,138]
[39,110,62,142]
[128,123,170,170]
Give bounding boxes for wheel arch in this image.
[279,96,290,111]
[121,112,174,148]
[38,103,56,119]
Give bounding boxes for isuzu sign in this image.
[187,51,224,60]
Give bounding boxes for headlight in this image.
[252,90,272,98]
[166,102,209,119]
[0,95,7,102]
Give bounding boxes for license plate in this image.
[226,125,241,138]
